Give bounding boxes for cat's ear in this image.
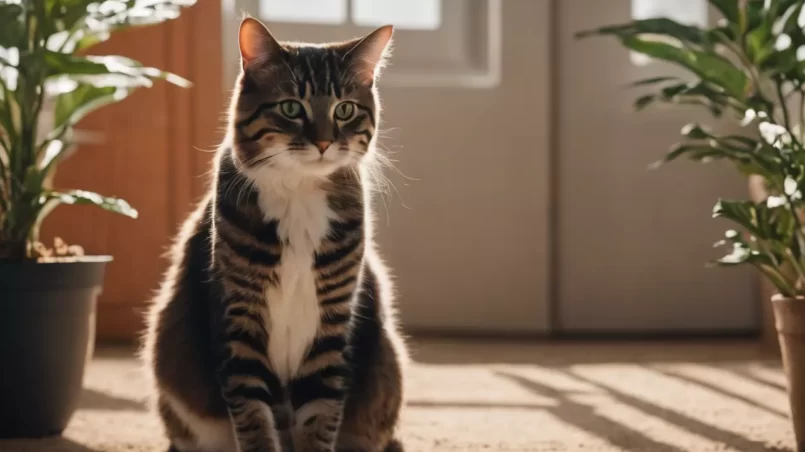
[344,25,394,85]
[238,17,283,69]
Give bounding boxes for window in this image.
[630,0,709,65]
[223,0,500,88]
[259,0,347,25]
[259,0,441,30]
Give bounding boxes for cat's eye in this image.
[279,100,304,119]
[334,101,356,121]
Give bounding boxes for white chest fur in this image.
[251,172,333,382]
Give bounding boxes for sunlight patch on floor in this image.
[0,340,795,452]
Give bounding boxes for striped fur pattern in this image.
[142,17,407,452]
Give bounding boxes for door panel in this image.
[556,0,758,332]
[378,1,550,333]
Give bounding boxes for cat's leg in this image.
[289,332,351,452]
[335,267,405,452]
[335,330,404,452]
[217,300,287,452]
[158,396,195,452]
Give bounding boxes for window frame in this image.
[221,0,502,89]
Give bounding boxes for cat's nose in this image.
[314,141,332,154]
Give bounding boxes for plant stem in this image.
[0,74,16,144]
[785,248,805,290]
[776,78,793,133]
[759,263,797,296]
[770,78,805,287]
[800,87,805,143]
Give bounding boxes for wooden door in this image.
[41,1,224,342]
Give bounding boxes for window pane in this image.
[259,0,347,24]
[351,0,441,30]
[630,0,708,65]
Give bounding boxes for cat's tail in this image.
[384,438,404,452]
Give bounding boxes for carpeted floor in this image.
[0,339,796,451]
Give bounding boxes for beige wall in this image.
[555,0,758,332]
[376,0,553,334]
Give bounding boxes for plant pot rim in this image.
[0,255,113,266]
[0,256,112,291]
[772,294,805,303]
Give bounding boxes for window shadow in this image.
[407,400,551,410]
[731,366,788,392]
[409,338,768,366]
[494,370,687,452]
[78,388,147,412]
[561,370,794,452]
[652,367,789,419]
[0,437,103,452]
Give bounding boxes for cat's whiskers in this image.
[235,176,257,208]
[242,149,289,169]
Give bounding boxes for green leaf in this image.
[40,84,135,175]
[43,52,137,77]
[50,0,197,51]
[22,165,45,198]
[712,239,758,266]
[634,94,656,110]
[709,227,796,295]
[620,36,749,100]
[772,2,802,35]
[649,143,726,169]
[53,84,129,131]
[42,53,192,88]
[681,123,712,139]
[711,241,794,294]
[44,189,138,219]
[745,23,774,64]
[45,0,97,33]
[710,0,740,23]
[0,3,24,48]
[628,76,681,87]
[713,199,765,238]
[576,18,713,48]
[629,80,739,117]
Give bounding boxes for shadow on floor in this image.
[409,338,775,365]
[653,367,789,419]
[78,388,146,412]
[407,400,552,410]
[732,366,789,392]
[496,369,793,452]
[0,437,102,452]
[495,370,687,452]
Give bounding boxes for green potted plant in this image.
[578,0,805,449]
[0,0,192,438]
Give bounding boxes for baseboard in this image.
[97,302,148,343]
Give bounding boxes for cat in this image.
[140,16,408,452]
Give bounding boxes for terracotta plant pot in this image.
[773,295,805,451]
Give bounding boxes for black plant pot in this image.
[0,257,110,438]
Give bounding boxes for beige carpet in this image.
[0,339,797,451]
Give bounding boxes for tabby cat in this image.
[141,17,407,452]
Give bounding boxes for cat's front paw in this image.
[292,428,336,452]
